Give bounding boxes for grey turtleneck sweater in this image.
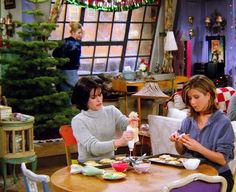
[71,105,129,162]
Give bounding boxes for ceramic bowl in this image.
[182,158,200,170]
[111,161,129,172]
[132,161,151,173]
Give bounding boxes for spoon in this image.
[136,153,147,162]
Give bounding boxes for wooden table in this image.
[51,163,217,192]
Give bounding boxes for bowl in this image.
[111,161,129,172]
[182,158,200,170]
[132,161,151,173]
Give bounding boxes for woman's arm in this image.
[180,134,227,166]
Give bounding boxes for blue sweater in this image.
[178,110,234,173]
[52,36,81,70]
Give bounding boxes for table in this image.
[126,80,145,92]
[51,163,217,192]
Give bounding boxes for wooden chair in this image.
[59,125,77,166]
[161,173,227,192]
[111,78,129,115]
[21,162,50,192]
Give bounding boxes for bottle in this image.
[127,125,135,153]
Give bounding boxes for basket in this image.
[0,105,12,121]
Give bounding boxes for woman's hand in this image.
[128,117,139,128]
[113,131,134,149]
[169,131,180,142]
[179,134,201,152]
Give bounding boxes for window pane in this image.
[107,58,121,72]
[64,23,71,38]
[144,6,157,22]
[66,5,81,21]
[114,11,128,22]
[79,59,93,75]
[99,12,113,22]
[95,46,109,57]
[49,23,63,40]
[124,57,137,71]
[93,59,107,73]
[109,46,123,57]
[82,46,94,57]
[128,24,142,39]
[131,7,145,22]
[126,41,139,56]
[142,23,153,39]
[84,9,98,21]
[112,24,126,41]
[57,4,66,21]
[83,23,97,41]
[139,40,152,56]
[97,23,112,41]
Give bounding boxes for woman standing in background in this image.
[53,22,83,91]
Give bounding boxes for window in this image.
[49,1,160,75]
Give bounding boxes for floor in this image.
[0,155,66,192]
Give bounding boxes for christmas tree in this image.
[0,0,78,139]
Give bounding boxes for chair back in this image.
[148,115,182,155]
[21,162,50,192]
[59,124,77,166]
[161,173,227,192]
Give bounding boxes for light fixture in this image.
[0,12,15,38]
[205,10,226,35]
[163,31,178,73]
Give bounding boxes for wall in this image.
[175,0,236,88]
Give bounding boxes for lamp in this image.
[163,31,178,73]
[205,10,226,35]
[0,12,15,38]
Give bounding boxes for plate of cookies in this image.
[81,155,128,168]
[146,153,191,168]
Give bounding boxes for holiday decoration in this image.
[67,0,159,12]
[0,0,78,139]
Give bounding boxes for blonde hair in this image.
[182,75,218,117]
[69,22,83,33]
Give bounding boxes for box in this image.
[0,105,12,121]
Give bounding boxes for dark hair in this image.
[71,76,103,110]
[182,75,218,117]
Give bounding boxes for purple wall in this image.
[175,0,236,87]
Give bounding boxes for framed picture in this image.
[4,0,16,10]
[206,36,225,63]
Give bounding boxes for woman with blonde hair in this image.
[169,75,234,192]
[53,21,84,91]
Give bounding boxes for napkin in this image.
[70,164,83,174]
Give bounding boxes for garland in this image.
[66,0,159,12]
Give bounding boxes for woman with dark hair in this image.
[71,77,138,162]
[169,75,234,192]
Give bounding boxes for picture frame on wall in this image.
[4,0,16,10]
[206,36,225,64]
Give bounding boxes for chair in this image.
[21,162,50,192]
[111,78,129,115]
[59,125,77,166]
[161,173,227,192]
[148,115,182,155]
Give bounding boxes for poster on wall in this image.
[206,36,225,64]
[4,0,16,9]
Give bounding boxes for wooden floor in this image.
[0,141,69,192]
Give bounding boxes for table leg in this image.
[137,97,141,124]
